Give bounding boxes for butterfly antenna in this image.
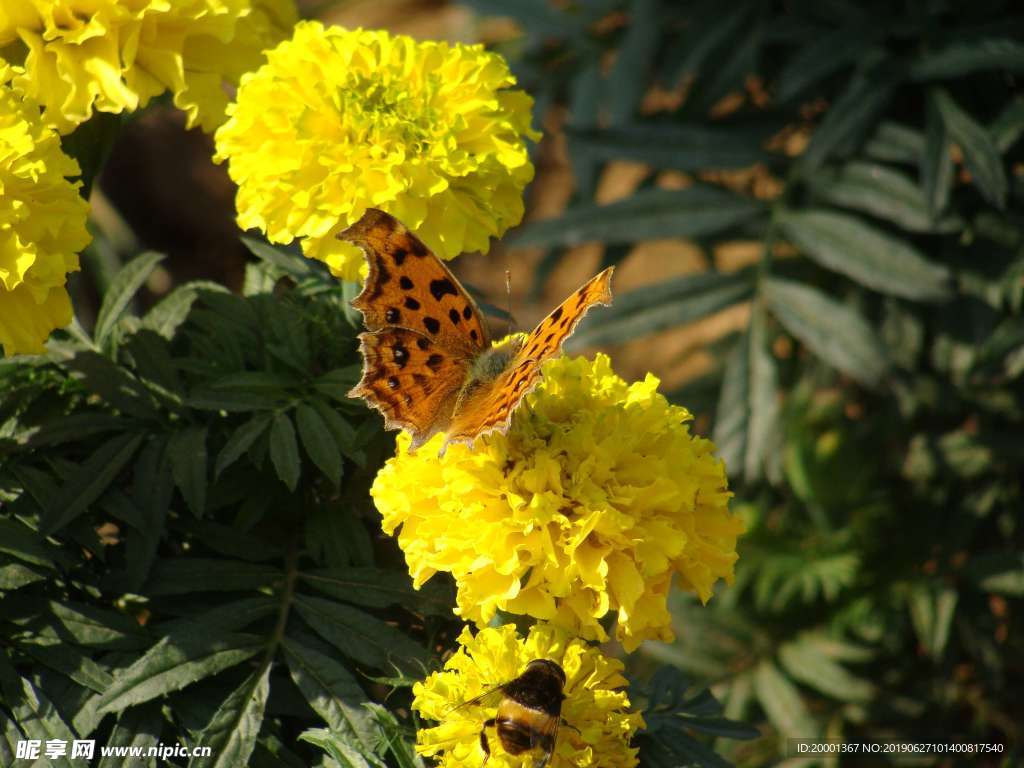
[505,269,513,336]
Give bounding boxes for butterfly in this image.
[339,208,614,454]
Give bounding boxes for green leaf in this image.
[776,25,871,102]
[142,281,227,339]
[94,251,166,348]
[296,404,343,487]
[145,558,281,595]
[293,596,427,672]
[764,277,888,386]
[911,38,1024,80]
[300,567,453,614]
[282,639,380,759]
[269,412,301,491]
[564,123,769,173]
[809,161,960,233]
[508,186,764,248]
[863,121,924,165]
[309,398,364,466]
[9,677,79,767]
[0,518,55,569]
[569,269,754,348]
[778,209,951,300]
[753,661,817,738]
[41,432,144,534]
[95,633,263,714]
[922,97,954,218]
[931,87,1007,208]
[777,637,874,703]
[365,703,422,768]
[713,311,779,481]
[0,561,46,590]
[800,62,895,171]
[19,640,113,694]
[298,728,373,768]
[241,237,316,279]
[97,704,163,768]
[58,350,159,418]
[967,552,1024,596]
[168,425,208,517]
[215,413,273,477]
[49,600,151,650]
[190,665,270,768]
[606,0,659,125]
[21,413,129,449]
[908,582,958,659]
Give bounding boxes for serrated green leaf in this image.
[932,87,1007,208]
[168,425,207,517]
[299,728,373,768]
[779,209,951,300]
[0,561,46,589]
[365,704,422,768]
[910,38,1024,80]
[565,123,769,173]
[753,661,817,738]
[800,62,895,171]
[282,639,380,760]
[569,268,754,348]
[10,676,79,767]
[142,281,227,339]
[41,432,144,534]
[19,641,113,694]
[58,351,159,418]
[145,558,281,595]
[21,413,129,449]
[778,638,874,703]
[48,600,151,650]
[309,399,364,466]
[296,404,343,487]
[97,704,163,768]
[242,237,316,279]
[765,277,888,386]
[190,665,270,768]
[714,313,779,481]
[270,412,301,491]
[95,633,263,714]
[216,413,273,477]
[606,0,659,125]
[509,186,764,249]
[809,161,960,233]
[299,567,452,614]
[863,121,924,165]
[94,251,166,348]
[776,24,871,102]
[293,596,427,672]
[0,519,55,569]
[922,97,954,218]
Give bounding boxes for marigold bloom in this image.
[372,354,744,651]
[0,64,90,355]
[414,623,642,768]
[0,0,296,133]
[214,21,538,281]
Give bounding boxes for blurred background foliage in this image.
[2,0,1023,766]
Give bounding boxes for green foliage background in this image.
[2,1,1023,767]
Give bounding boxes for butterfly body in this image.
[340,209,613,454]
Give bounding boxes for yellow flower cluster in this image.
[373,353,744,651]
[414,624,642,768]
[214,21,538,281]
[0,64,90,355]
[0,0,296,133]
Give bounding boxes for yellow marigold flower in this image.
[213,21,539,281]
[0,64,90,355]
[414,623,642,768]
[372,353,744,651]
[0,0,296,134]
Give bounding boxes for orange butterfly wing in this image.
[340,209,490,448]
[444,267,615,447]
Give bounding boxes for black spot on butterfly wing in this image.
[429,278,459,302]
[470,329,479,341]
[462,305,473,320]
[416,338,431,351]
[549,306,563,323]
[449,308,461,325]
[423,316,441,335]
[426,354,444,372]
[386,376,399,389]
[404,296,421,310]
[400,276,414,290]
[385,308,401,324]
[393,344,409,368]
[392,248,407,266]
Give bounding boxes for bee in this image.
[455,659,567,768]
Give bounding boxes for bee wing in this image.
[443,684,506,716]
[531,714,560,768]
